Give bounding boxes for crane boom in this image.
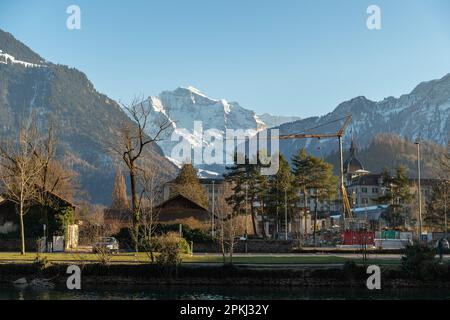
[277,115,353,225]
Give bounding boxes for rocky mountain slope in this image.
[0,29,178,205]
[325,134,446,178]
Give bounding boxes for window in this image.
[362,187,368,194]
[372,188,378,193]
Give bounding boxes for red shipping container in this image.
[342,231,375,246]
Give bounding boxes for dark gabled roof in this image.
[158,193,209,212]
[0,190,76,209]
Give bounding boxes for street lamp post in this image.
[285,187,288,240]
[415,139,423,240]
[245,182,248,238]
[445,182,448,240]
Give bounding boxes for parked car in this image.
[92,237,119,254]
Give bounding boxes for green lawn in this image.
[0,252,404,266]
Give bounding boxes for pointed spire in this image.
[349,130,357,157]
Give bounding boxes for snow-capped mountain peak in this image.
[139,87,269,170]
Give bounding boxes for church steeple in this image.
[344,132,364,175]
[349,132,357,157]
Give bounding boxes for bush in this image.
[157,224,212,243]
[156,233,183,278]
[178,237,192,255]
[114,224,210,252]
[33,254,50,272]
[402,242,438,280]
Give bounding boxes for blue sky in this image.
[1,0,450,118]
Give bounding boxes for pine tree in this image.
[224,153,264,237]
[292,149,315,234]
[171,163,208,208]
[425,180,449,230]
[267,155,297,238]
[111,168,129,210]
[375,166,413,228]
[292,149,338,239]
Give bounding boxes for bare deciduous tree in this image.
[136,168,162,262]
[110,98,171,251]
[0,118,44,255]
[216,182,241,265]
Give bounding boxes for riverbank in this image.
[1,262,450,289]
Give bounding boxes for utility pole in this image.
[285,187,288,240]
[245,183,248,238]
[415,139,423,240]
[445,182,448,240]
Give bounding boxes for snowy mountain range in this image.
[139,73,449,177]
[277,73,450,162]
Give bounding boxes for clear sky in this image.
[1,0,450,118]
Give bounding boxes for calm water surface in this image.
[1,284,450,300]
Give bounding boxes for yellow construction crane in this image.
[277,115,353,227]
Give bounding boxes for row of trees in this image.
[0,115,77,254]
[374,143,450,231]
[224,149,337,239]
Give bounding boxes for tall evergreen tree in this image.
[292,149,315,235]
[307,156,337,244]
[224,153,266,237]
[375,166,413,228]
[171,163,208,208]
[267,155,297,238]
[111,168,129,210]
[292,148,338,239]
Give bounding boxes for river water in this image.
[1,284,450,300]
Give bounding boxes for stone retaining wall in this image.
[192,240,297,253]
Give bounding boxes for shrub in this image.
[402,242,438,279]
[156,233,183,268]
[178,237,192,255]
[113,224,210,252]
[95,247,113,266]
[33,254,50,272]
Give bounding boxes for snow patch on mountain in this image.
[0,49,44,68]
[258,113,302,128]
